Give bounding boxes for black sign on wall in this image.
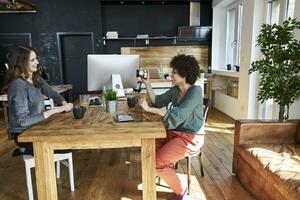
[37,33,60,84]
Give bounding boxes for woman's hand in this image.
[60,101,73,112]
[62,103,73,112]
[141,71,151,87]
[141,72,156,104]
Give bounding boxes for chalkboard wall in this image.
[0,0,212,91]
[0,0,102,86]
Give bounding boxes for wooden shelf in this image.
[102,36,210,46]
[104,36,176,40]
[212,69,240,78]
[215,89,238,99]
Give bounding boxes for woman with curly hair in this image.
[4,46,73,155]
[139,54,204,200]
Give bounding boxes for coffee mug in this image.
[227,64,232,71]
[73,105,86,119]
[127,96,138,108]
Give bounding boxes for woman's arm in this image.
[43,103,73,119]
[139,99,167,117]
[40,78,73,112]
[43,107,64,119]
[162,87,202,129]
[40,78,65,105]
[142,74,156,105]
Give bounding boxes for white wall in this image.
[212,0,263,119]
[212,0,300,120]
[247,0,265,119]
[211,7,227,69]
[289,0,300,119]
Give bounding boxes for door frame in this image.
[56,32,95,84]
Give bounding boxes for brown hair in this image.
[170,54,200,85]
[3,46,43,89]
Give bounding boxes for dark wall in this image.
[102,4,190,37]
[0,0,212,91]
[0,0,102,85]
[101,1,212,53]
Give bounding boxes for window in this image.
[266,0,280,24]
[285,0,295,19]
[225,1,243,69]
[261,0,295,119]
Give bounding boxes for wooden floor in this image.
[0,108,255,200]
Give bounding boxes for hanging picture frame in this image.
[0,0,36,13]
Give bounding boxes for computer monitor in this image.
[87,54,139,92]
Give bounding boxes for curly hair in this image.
[170,54,200,85]
[3,46,43,90]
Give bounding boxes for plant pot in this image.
[106,100,117,113]
[279,104,289,121]
[200,73,205,79]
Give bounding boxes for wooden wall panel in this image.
[121,46,208,71]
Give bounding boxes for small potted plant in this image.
[104,89,117,113]
[199,67,206,79]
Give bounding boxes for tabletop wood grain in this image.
[19,100,165,143]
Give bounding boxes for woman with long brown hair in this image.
[4,46,73,155]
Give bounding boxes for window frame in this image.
[266,0,280,25]
[225,1,243,69]
[285,0,295,20]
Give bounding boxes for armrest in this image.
[235,120,299,145]
[232,119,299,173]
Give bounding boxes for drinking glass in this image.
[79,94,90,108]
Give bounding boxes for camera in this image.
[136,69,149,79]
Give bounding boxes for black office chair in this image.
[158,98,211,195]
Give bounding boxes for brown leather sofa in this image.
[233,120,300,200]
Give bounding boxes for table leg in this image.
[33,142,58,200]
[141,138,156,200]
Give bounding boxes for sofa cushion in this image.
[238,144,300,200]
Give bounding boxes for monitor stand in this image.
[111,74,125,97]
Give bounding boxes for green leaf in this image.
[249,18,300,113]
[104,89,117,101]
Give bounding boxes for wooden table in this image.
[1,84,72,139]
[18,100,166,200]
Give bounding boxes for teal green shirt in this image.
[154,85,203,133]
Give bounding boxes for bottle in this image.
[102,86,106,108]
[159,63,164,79]
[208,66,212,74]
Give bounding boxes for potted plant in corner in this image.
[199,65,207,79]
[104,88,117,113]
[249,18,300,120]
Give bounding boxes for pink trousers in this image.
[156,129,203,195]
